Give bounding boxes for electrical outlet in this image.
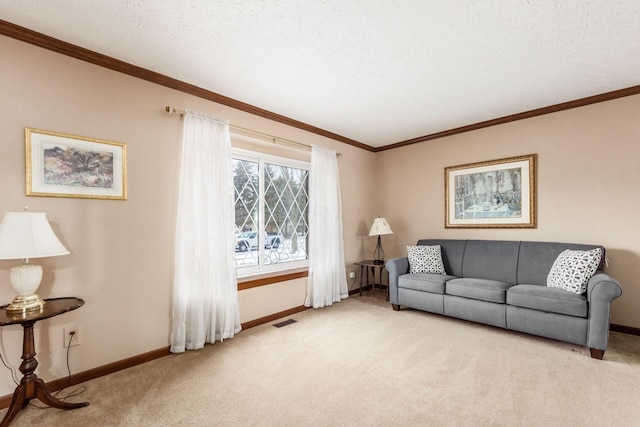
[63,324,80,348]
[349,270,356,279]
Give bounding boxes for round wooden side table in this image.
[0,297,88,427]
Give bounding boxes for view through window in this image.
[233,151,309,275]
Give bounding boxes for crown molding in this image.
[375,84,640,152]
[3,19,639,153]
[0,19,373,152]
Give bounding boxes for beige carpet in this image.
[3,294,640,426]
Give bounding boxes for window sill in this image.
[237,268,309,291]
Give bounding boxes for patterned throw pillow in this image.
[546,248,603,294]
[407,245,447,275]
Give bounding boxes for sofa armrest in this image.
[586,273,622,351]
[386,257,409,305]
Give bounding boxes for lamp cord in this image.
[29,333,87,408]
[0,328,88,410]
[0,329,19,386]
[0,354,19,386]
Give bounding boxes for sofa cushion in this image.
[517,241,605,286]
[547,248,603,295]
[445,278,513,303]
[407,245,446,274]
[416,239,467,278]
[461,240,520,284]
[398,273,455,294]
[507,284,588,318]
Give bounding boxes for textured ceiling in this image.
[1,1,639,148]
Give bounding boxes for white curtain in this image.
[305,145,348,308]
[170,110,241,353]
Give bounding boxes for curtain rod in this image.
[165,106,315,152]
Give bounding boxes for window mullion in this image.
[258,158,266,269]
[232,147,309,278]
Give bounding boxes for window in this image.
[232,149,309,276]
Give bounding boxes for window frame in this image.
[232,147,310,278]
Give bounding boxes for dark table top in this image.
[354,260,386,267]
[0,297,84,326]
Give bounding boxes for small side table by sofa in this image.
[0,297,88,427]
[354,260,389,300]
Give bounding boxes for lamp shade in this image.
[368,217,393,236]
[0,212,69,260]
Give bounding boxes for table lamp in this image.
[0,211,69,313]
[369,217,393,265]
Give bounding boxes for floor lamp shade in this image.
[368,217,393,265]
[0,212,69,313]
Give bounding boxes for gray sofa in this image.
[386,239,622,359]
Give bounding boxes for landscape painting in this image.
[26,128,127,200]
[445,154,536,228]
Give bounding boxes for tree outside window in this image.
[232,152,309,275]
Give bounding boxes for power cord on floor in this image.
[54,332,88,400]
[29,331,87,409]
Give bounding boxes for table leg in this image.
[366,267,370,293]
[0,385,25,427]
[370,266,380,295]
[362,266,367,294]
[1,322,88,427]
[385,269,389,301]
[373,267,377,293]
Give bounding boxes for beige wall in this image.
[0,36,375,396]
[2,32,638,398]
[375,94,640,328]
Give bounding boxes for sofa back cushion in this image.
[517,241,605,286]
[462,240,520,283]
[416,239,467,278]
[414,239,606,286]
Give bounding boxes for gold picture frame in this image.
[26,128,127,200]
[445,154,536,228]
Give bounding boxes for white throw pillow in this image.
[407,245,446,274]
[546,248,602,294]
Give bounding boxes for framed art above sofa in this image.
[444,154,536,229]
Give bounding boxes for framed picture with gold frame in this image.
[445,154,536,228]
[26,128,127,200]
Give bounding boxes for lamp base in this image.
[6,294,46,313]
[372,235,386,266]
